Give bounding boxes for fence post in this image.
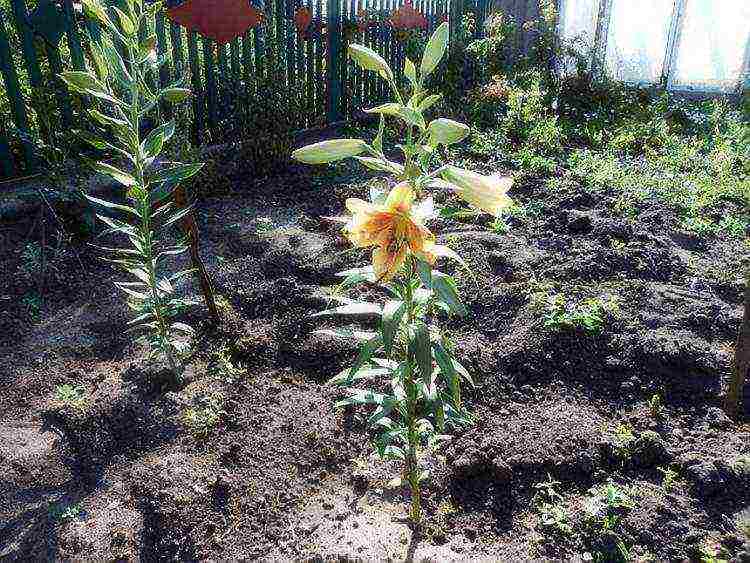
[591,0,611,75]
[662,0,686,90]
[326,0,343,122]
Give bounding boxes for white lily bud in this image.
[348,44,394,82]
[427,118,470,146]
[440,166,514,217]
[292,139,368,164]
[420,22,449,80]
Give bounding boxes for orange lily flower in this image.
[344,182,436,281]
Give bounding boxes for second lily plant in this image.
[292,22,514,524]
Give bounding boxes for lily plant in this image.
[61,0,203,379]
[292,22,514,524]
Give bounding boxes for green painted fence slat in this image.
[169,21,184,74]
[0,14,35,169]
[155,12,171,86]
[239,31,251,121]
[376,0,386,102]
[305,21,315,125]
[363,0,374,106]
[242,30,254,92]
[216,42,228,120]
[154,12,171,117]
[63,0,86,70]
[314,0,323,120]
[327,0,343,121]
[0,125,13,177]
[273,0,283,75]
[254,16,265,79]
[186,30,205,142]
[284,0,294,88]
[10,0,45,156]
[217,42,228,78]
[11,0,43,87]
[340,0,348,118]
[45,43,74,128]
[230,38,240,77]
[294,15,304,122]
[202,39,218,126]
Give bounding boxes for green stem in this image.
[403,258,421,524]
[127,28,177,375]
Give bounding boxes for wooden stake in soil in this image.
[725,279,749,418]
[172,185,220,325]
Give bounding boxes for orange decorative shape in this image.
[167,0,263,45]
[294,7,312,37]
[389,0,428,30]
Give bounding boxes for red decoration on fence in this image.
[293,6,324,40]
[294,7,312,37]
[389,0,428,31]
[356,8,376,33]
[167,0,263,44]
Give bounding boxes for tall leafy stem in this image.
[61,0,203,379]
[294,23,515,524]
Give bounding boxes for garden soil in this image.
[0,156,748,560]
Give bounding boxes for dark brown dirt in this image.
[1,150,748,561]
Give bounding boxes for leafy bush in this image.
[465,12,515,83]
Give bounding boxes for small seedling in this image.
[489,216,510,234]
[439,204,481,221]
[182,395,225,438]
[533,473,572,536]
[584,481,634,561]
[603,482,633,511]
[648,393,664,419]
[611,424,635,463]
[54,384,87,409]
[531,289,617,334]
[49,502,82,522]
[657,465,678,491]
[208,349,244,382]
[22,292,42,322]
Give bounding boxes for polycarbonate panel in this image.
[671,0,750,91]
[560,0,599,44]
[604,0,674,83]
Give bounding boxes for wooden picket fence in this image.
[0,0,495,181]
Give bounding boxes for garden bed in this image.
[1,118,749,560]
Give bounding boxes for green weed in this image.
[657,465,678,491]
[531,289,618,334]
[182,395,225,438]
[54,384,87,409]
[533,473,573,536]
[49,502,82,522]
